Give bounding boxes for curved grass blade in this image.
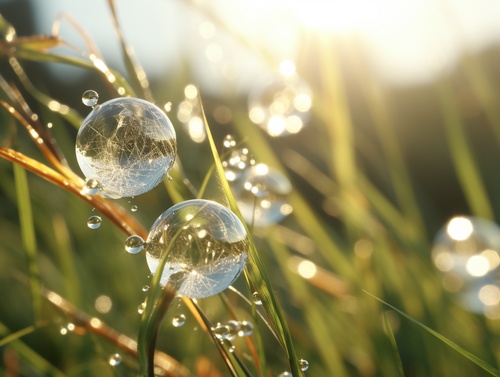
[0,147,146,238]
[13,164,41,322]
[199,96,304,376]
[383,311,405,377]
[366,291,500,376]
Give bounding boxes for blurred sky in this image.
[24,0,500,93]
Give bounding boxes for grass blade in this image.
[0,324,38,347]
[437,79,493,220]
[13,163,41,322]
[199,96,304,376]
[383,311,405,377]
[0,322,66,377]
[366,291,500,376]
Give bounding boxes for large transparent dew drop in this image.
[145,199,248,298]
[248,73,312,137]
[231,164,292,227]
[76,96,177,198]
[432,216,500,316]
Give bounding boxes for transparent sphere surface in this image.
[76,97,176,198]
[432,216,500,317]
[231,164,292,227]
[145,199,249,298]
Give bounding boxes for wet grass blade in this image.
[366,291,500,376]
[199,96,304,376]
[383,311,405,377]
[13,163,41,322]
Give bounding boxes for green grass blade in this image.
[0,324,37,347]
[437,79,493,220]
[366,291,500,376]
[0,322,66,377]
[199,96,304,376]
[383,311,405,377]
[13,163,41,322]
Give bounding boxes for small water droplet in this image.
[142,285,150,292]
[138,302,146,314]
[214,323,231,340]
[172,314,186,327]
[109,353,122,366]
[220,339,235,352]
[299,359,309,371]
[83,178,102,195]
[167,175,173,182]
[278,372,292,377]
[82,90,99,107]
[238,320,254,337]
[223,134,237,149]
[125,235,145,254]
[131,205,138,212]
[226,320,240,340]
[87,215,102,229]
[252,292,262,305]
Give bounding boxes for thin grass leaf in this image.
[383,311,405,377]
[438,79,493,220]
[366,291,500,376]
[0,324,38,347]
[13,163,41,322]
[107,0,153,101]
[0,322,66,377]
[199,96,304,376]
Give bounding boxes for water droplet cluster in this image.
[432,216,500,318]
[248,69,312,137]
[76,94,176,198]
[221,139,292,227]
[145,199,248,298]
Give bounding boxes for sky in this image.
[27,0,500,92]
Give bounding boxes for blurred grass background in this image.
[1,0,500,376]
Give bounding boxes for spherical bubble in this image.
[145,199,248,298]
[432,216,500,314]
[76,97,177,199]
[231,164,292,227]
[248,74,312,137]
[299,359,309,371]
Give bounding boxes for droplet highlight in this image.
[252,292,262,305]
[76,97,177,198]
[131,205,138,212]
[172,314,186,327]
[237,320,254,337]
[87,215,102,229]
[125,235,145,254]
[83,178,102,195]
[145,199,249,298]
[108,353,122,366]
